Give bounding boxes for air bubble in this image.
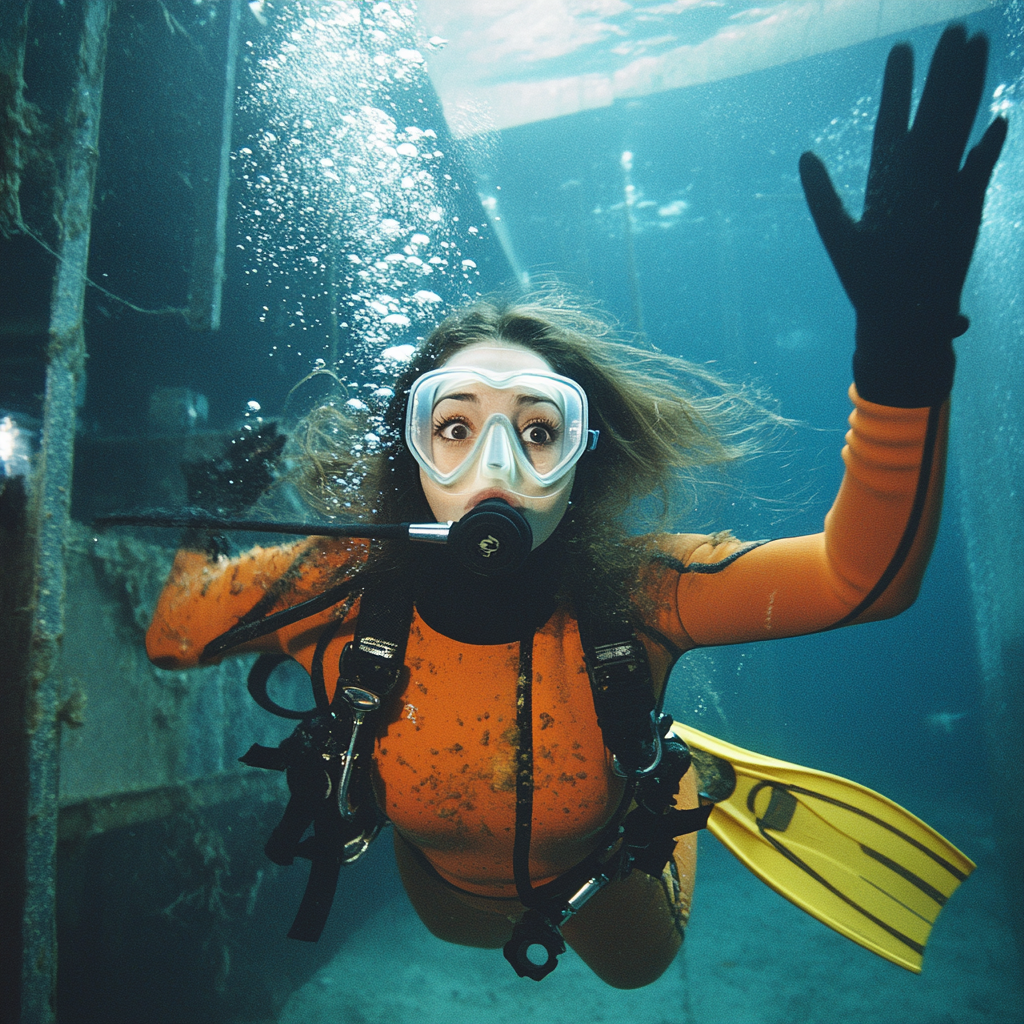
[381,343,416,361]
[236,2,477,380]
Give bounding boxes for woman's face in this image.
[414,341,576,549]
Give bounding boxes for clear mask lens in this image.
[406,367,589,497]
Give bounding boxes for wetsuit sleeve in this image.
[659,385,948,648]
[145,537,352,669]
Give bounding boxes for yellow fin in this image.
[673,721,975,972]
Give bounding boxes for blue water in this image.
[13,0,1018,1021]
[480,11,1018,808]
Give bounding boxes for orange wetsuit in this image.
[147,388,947,901]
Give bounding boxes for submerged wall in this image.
[57,522,273,816]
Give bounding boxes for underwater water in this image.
[2,1,1021,1022]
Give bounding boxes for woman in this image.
[146,28,1005,988]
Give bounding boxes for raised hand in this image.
[799,24,1007,407]
[183,421,287,516]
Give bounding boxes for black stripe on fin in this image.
[754,818,927,956]
[784,784,970,884]
[860,845,949,906]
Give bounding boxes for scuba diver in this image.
[141,27,1006,988]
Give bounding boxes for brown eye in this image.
[439,420,471,441]
[521,423,555,446]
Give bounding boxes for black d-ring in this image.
[502,909,566,981]
[247,653,318,719]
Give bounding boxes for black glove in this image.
[182,421,287,516]
[799,24,1007,408]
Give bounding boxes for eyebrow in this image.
[436,391,558,408]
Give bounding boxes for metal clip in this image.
[565,873,611,915]
[336,686,380,818]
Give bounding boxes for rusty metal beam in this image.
[0,478,34,1024]
[18,2,111,1021]
[187,0,242,331]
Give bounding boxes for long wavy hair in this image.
[295,295,779,611]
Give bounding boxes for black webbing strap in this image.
[621,727,714,878]
[290,580,414,941]
[329,578,415,712]
[204,580,356,660]
[285,581,415,941]
[620,804,714,881]
[576,606,660,778]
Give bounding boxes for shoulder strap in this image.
[286,578,416,941]
[326,578,415,822]
[329,576,415,710]
[576,603,662,779]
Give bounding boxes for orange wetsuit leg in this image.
[394,768,699,989]
[393,831,518,949]
[561,766,698,989]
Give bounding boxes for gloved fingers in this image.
[912,25,989,181]
[798,151,855,264]
[864,42,912,216]
[958,115,1009,204]
[871,42,913,171]
[948,115,1009,270]
[183,421,288,514]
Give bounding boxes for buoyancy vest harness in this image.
[210,576,713,979]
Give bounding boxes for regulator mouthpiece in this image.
[447,499,533,575]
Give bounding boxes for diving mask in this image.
[405,365,597,498]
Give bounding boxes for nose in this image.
[480,421,516,480]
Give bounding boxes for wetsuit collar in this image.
[413,536,566,645]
